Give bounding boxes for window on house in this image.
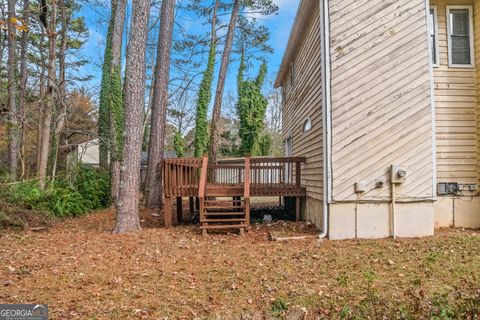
[284,137,292,157]
[428,6,439,66]
[447,6,474,67]
[285,71,291,93]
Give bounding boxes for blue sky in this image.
[77,0,298,102]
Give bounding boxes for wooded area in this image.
[0,0,283,232]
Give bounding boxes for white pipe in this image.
[391,181,397,239]
[319,0,332,239]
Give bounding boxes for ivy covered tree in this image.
[98,0,127,203]
[108,0,127,203]
[208,0,278,163]
[193,0,219,158]
[98,19,113,171]
[236,52,268,156]
[173,131,186,157]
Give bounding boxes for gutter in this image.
[319,0,332,239]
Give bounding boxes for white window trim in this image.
[447,5,475,68]
[429,5,440,67]
[284,135,293,157]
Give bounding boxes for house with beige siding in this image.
[275,0,480,239]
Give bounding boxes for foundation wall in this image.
[434,196,480,229]
[328,202,435,240]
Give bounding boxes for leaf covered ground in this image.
[0,209,479,319]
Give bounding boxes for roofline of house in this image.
[274,0,318,88]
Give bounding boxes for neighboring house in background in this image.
[276,0,480,239]
[67,139,101,168]
[67,138,176,183]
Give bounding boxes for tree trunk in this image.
[109,0,127,204]
[38,0,57,190]
[18,0,29,180]
[37,37,46,173]
[7,0,18,181]
[208,0,240,167]
[114,0,151,233]
[144,0,176,208]
[50,0,68,180]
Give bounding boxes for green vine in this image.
[109,64,124,163]
[193,41,216,158]
[236,53,268,156]
[98,8,124,167]
[98,18,113,169]
[174,131,186,158]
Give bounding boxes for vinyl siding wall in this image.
[282,5,323,201]
[431,0,478,185]
[475,2,480,186]
[328,0,435,201]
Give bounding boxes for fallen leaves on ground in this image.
[0,209,479,319]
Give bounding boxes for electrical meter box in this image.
[391,165,407,184]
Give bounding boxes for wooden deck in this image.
[163,156,306,234]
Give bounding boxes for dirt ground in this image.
[0,209,479,319]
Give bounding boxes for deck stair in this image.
[200,196,248,235]
[198,157,251,235]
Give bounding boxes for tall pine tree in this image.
[98,0,127,203]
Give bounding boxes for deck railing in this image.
[163,158,203,197]
[163,156,306,198]
[250,157,304,196]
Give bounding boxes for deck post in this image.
[164,197,172,227]
[244,157,251,230]
[295,161,302,222]
[189,197,195,216]
[296,161,301,188]
[176,197,183,224]
[296,197,301,222]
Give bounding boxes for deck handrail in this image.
[244,157,250,199]
[198,156,209,199]
[244,157,251,228]
[249,157,306,163]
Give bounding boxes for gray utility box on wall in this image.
[437,183,478,196]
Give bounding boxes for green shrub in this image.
[74,166,110,209]
[42,186,88,217]
[3,166,110,218]
[6,181,43,209]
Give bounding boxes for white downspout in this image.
[319,0,332,239]
[391,180,397,239]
